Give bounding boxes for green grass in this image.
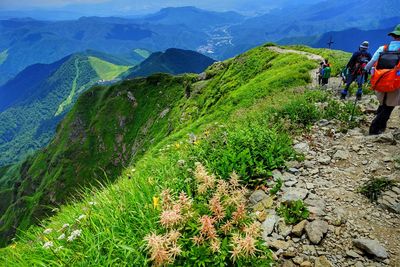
[0,49,8,65]
[88,56,130,81]
[55,58,81,116]
[0,45,354,265]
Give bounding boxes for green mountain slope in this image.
[0,44,351,265]
[0,52,132,167]
[126,48,216,78]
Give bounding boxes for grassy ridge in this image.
[88,56,130,81]
[0,45,350,265]
[0,53,133,167]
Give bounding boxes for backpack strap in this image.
[383,45,389,52]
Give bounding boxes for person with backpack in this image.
[321,59,331,86]
[365,24,400,135]
[341,41,372,100]
[317,61,324,85]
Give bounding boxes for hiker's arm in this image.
[365,47,383,71]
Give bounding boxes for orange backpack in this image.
[370,45,400,92]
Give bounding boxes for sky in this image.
[0,0,321,18]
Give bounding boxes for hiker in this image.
[341,41,372,100]
[317,62,324,85]
[321,59,331,86]
[340,66,349,86]
[365,24,400,135]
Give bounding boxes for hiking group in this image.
[323,24,400,135]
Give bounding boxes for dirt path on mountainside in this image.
[260,47,400,266]
[267,46,325,87]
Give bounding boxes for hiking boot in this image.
[340,89,348,100]
[356,89,363,100]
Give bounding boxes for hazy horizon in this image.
[0,0,325,19]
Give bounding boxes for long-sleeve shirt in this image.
[365,41,400,71]
[365,40,400,106]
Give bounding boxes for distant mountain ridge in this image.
[127,48,216,78]
[278,27,395,54]
[0,7,242,85]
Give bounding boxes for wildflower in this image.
[88,201,97,206]
[169,244,182,258]
[194,163,216,194]
[221,221,233,235]
[43,241,54,249]
[144,233,173,266]
[76,214,86,222]
[167,230,181,244]
[230,234,259,261]
[55,246,64,253]
[160,208,182,228]
[215,180,229,197]
[67,229,82,242]
[59,223,70,232]
[43,228,53,235]
[57,233,66,240]
[161,189,173,209]
[191,235,204,246]
[10,244,16,249]
[177,192,192,210]
[229,172,241,188]
[175,143,181,149]
[153,197,160,209]
[199,215,217,240]
[209,195,225,221]
[232,203,247,224]
[243,222,261,238]
[210,238,221,253]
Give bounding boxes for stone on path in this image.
[305,220,328,244]
[352,238,388,259]
[282,188,308,203]
[314,256,333,267]
[261,215,279,240]
[294,142,309,154]
[249,190,267,205]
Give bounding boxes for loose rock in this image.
[352,238,388,259]
[305,220,328,244]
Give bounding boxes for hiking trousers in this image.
[369,105,395,135]
[345,73,365,90]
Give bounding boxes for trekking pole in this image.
[349,96,358,122]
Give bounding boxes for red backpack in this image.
[370,45,400,92]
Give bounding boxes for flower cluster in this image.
[144,231,182,266]
[144,163,271,266]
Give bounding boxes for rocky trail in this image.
[251,48,400,267]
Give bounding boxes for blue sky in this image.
[0,0,321,17]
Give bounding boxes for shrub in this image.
[276,200,309,225]
[279,99,320,126]
[144,163,273,266]
[192,120,295,187]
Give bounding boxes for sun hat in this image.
[388,24,400,37]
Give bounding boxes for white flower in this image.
[88,201,97,206]
[76,214,86,222]
[55,246,64,253]
[57,233,66,240]
[43,241,54,249]
[43,228,53,234]
[67,229,82,242]
[62,223,70,229]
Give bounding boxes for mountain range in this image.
[2,2,399,85]
[0,48,214,167]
